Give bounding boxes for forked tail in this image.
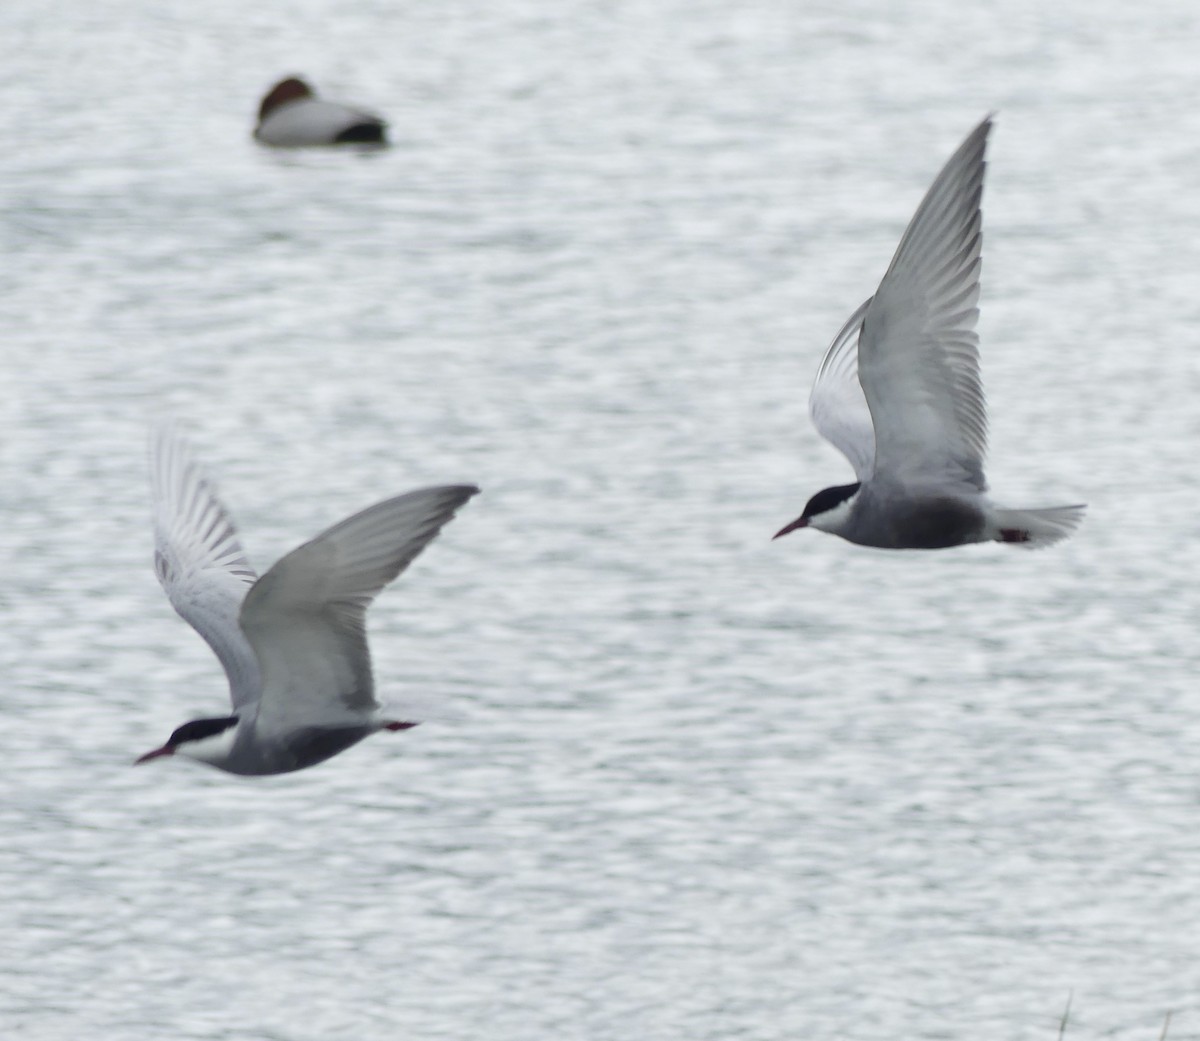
[992,504,1086,549]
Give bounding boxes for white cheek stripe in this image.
[176,724,240,764]
[808,492,859,533]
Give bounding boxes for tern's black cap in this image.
[168,716,238,748]
[802,482,861,520]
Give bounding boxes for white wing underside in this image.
[241,485,478,738]
[858,116,992,492]
[151,426,261,709]
[809,297,876,480]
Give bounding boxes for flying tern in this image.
[136,428,477,774]
[774,116,1085,550]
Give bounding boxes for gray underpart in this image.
[838,484,988,549]
[219,724,377,776]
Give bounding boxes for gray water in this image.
[3,1,1199,1038]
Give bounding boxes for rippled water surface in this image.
[4,1,1200,1038]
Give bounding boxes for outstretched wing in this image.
[809,296,876,480]
[150,426,261,709]
[241,486,479,736]
[858,116,991,491]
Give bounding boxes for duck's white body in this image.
[254,77,387,147]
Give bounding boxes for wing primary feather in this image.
[856,116,993,490]
[242,485,479,726]
[150,425,262,709]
